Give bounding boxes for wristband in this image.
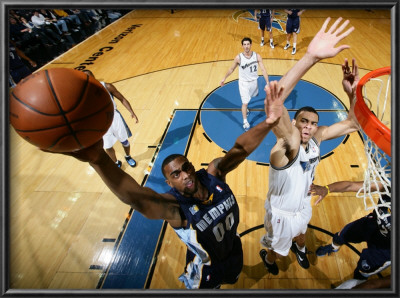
[324,185,330,195]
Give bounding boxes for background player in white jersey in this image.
[83,70,139,168]
[258,18,360,275]
[220,37,270,131]
[284,9,306,55]
[255,9,275,48]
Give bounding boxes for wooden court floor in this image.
[7,8,392,291]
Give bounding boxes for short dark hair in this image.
[241,37,252,45]
[294,106,319,121]
[161,154,186,178]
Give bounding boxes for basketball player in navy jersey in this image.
[311,181,391,289]
[259,18,359,275]
[255,9,275,48]
[220,37,270,132]
[284,9,305,55]
[53,17,354,289]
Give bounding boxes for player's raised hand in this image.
[264,81,284,125]
[307,17,354,61]
[342,58,359,97]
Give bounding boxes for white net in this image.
[355,71,391,219]
[356,135,391,218]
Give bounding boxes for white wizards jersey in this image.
[238,51,259,82]
[100,81,117,110]
[267,137,320,212]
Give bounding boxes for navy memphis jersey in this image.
[167,168,240,263]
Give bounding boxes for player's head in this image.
[82,69,95,78]
[293,106,319,144]
[241,37,252,45]
[241,37,252,52]
[162,154,199,197]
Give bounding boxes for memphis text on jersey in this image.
[193,194,236,233]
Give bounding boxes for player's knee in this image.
[332,232,345,245]
[121,139,130,147]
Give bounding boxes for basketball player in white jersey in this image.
[258,18,360,275]
[220,37,270,131]
[82,70,139,168]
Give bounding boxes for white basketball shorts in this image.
[260,198,312,256]
[238,79,258,104]
[102,110,131,149]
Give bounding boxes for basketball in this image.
[10,68,114,152]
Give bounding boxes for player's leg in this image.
[114,110,137,167]
[259,200,286,275]
[291,232,310,269]
[121,139,136,167]
[316,215,372,257]
[241,103,249,130]
[266,17,274,48]
[290,206,312,269]
[291,32,297,54]
[284,18,293,49]
[105,146,117,163]
[103,122,121,167]
[259,18,266,46]
[221,236,243,285]
[291,18,300,54]
[238,81,251,131]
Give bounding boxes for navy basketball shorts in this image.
[187,235,243,289]
[259,17,272,31]
[286,17,300,34]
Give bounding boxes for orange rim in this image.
[355,66,391,156]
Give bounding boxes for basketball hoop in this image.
[354,67,391,218]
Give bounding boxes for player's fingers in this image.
[319,17,331,33]
[334,45,351,55]
[337,26,355,40]
[315,196,323,205]
[326,17,342,34]
[333,19,350,35]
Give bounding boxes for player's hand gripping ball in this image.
[10,68,114,152]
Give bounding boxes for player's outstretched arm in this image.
[315,58,360,142]
[52,140,182,222]
[269,17,354,143]
[310,180,384,206]
[311,181,363,205]
[209,81,284,180]
[278,17,354,104]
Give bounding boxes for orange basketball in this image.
[10,68,114,152]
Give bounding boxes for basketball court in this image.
[6,8,393,292]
